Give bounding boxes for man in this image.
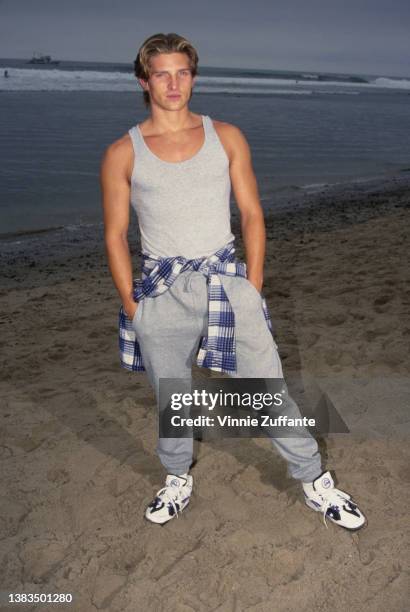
[100,33,366,530]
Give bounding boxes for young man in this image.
[100,33,366,530]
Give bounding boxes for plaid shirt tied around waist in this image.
[118,241,274,374]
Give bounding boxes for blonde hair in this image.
[134,32,199,108]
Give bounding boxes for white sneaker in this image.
[145,473,193,525]
[303,471,366,531]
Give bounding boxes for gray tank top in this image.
[128,114,235,259]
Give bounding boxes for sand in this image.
[0,174,409,611]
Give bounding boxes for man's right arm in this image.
[100,138,138,320]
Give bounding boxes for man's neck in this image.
[145,107,199,134]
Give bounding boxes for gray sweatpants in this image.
[132,270,322,482]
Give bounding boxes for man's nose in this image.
[168,75,179,89]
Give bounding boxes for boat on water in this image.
[27,52,60,65]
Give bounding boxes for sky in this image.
[0,0,409,77]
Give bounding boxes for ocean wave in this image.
[372,76,410,90]
[1,67,408,94]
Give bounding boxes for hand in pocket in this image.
[125,301,138,321]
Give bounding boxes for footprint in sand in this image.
[374,294,393,313]
[323,312,347,326]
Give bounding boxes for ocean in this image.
[1,58,410,237]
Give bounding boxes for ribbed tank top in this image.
[128,114,235,259]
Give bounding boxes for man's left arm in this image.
[221,124,266,292]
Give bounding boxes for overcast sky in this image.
[1,0,409,77]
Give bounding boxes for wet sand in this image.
[1,174,409,611]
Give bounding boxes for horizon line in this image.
[0,56,409,81]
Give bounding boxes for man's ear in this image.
[138,77,149,91]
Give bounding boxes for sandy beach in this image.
[1,174,409,611]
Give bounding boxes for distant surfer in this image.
[4,70,9,78]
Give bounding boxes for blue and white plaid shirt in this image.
[118,241,274,375]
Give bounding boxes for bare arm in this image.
[225,124,266,292]
[99,139,138,320]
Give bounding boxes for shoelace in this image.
[154,485,183,519]
[318,489,354,528]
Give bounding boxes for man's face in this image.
[139,52,196,111]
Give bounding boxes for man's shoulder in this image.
[210,119,248,161]
[102,132,133,161]
[100,132,134,176]
[211,119,244,139]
